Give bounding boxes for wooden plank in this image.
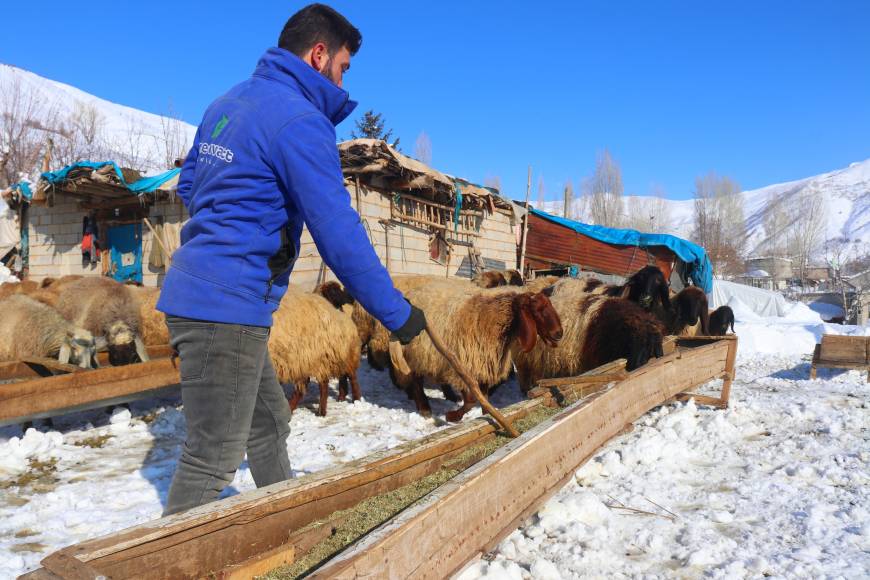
[21,358,85,377]
[311,340,730,579]
[819,335,867,363]
[214,543,295,580]
[0,361,43,381]
[37,399,545,579]
[0,358,180,427]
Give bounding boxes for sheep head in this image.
[514,292,563,352]
[315,281,355,310]
[625,266,671,311]
[59,328,97,369]
[106,320,145,366]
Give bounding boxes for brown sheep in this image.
[0,295,98,368]
[270,285,362,416]
[357,275,469,371]
[0,279,39,300]
[514,278,665,392]
[656,286,710,336]
[503,269,524,286]
[524,275,562,293]
[315,280,355,310]
[473,270,508,289]
[394,284,563,421]
[128,286,168,347]
[54,277,149,365]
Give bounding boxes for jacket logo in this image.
[211,114,229,139]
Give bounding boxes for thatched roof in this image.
[339,139,513,212]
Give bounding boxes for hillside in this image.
[0,63,196,174]
[543,159,870,261]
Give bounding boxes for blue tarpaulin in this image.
[9,181,33,200]
[40,161,180,195]
[529,208,713,292]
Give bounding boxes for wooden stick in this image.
[423,324,520,438]
[517,166,531,274]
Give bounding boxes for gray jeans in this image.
[163,316,292,516]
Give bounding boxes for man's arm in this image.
[269,113,411,332]
[176,127,201,210]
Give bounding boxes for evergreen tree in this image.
[351,110,400,149]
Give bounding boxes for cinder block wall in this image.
[26,186,517,290]
[290,183,519,289]
[26,196,187,287]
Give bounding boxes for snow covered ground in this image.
[462,314,870,580]
[0,360,520,577]
[1,295,868,578]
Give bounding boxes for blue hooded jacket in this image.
[157,47,411,330]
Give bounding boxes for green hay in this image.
[0,458,59,493]
[73,433,113,448]
[264,402,565,579]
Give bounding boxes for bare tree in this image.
[536,175,545,210]
[157,101,190,169]
[585,148,624,227]
[786,185,826,281]
[111,115,151,172]
[413,131,432,166]
[692,171,746,276]
[54,102,109,166]
[763,189,789,257]
[483,175,502,193]
[0,76,59,186]
[625,192,672,233]
[562,181,574,219]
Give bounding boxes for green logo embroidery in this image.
[211,114,229,139]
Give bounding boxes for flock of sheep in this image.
[0,266,735,422]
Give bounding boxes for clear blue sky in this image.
[4,1,869,201]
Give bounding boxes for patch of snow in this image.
[469,320,870,579]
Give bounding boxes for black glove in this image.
[391,302,426,345]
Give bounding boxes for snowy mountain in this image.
[543,159,870,260]
[0,63,196,174]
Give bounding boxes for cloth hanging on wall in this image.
[81,216,100,266]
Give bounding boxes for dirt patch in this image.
[73,433,113,448]
[0,457,59,493]
[10,542,47,553]
[14,529,39,538]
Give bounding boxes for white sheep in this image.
[0,294,97,368]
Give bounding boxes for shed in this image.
[523,208,712,291]
[289,139,522,288]
[18,141,523,290]
[23,161,186,286]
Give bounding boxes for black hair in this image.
[278,4,362,57]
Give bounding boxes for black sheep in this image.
[709,305,735,336]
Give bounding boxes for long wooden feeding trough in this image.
[21,335,736,580]
[0,345,178,427]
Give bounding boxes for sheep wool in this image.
[0,294,95,365]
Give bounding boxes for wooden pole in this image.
[424,325,520,438]
[143,217,172,266]
[517,166,532,277]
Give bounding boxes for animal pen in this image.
[21,335,737,580]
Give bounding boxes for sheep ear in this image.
[516,299,538,353]
[58,343,71,365]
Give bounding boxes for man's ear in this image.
[309,42,329,72]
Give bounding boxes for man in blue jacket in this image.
[157,4,425,515]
